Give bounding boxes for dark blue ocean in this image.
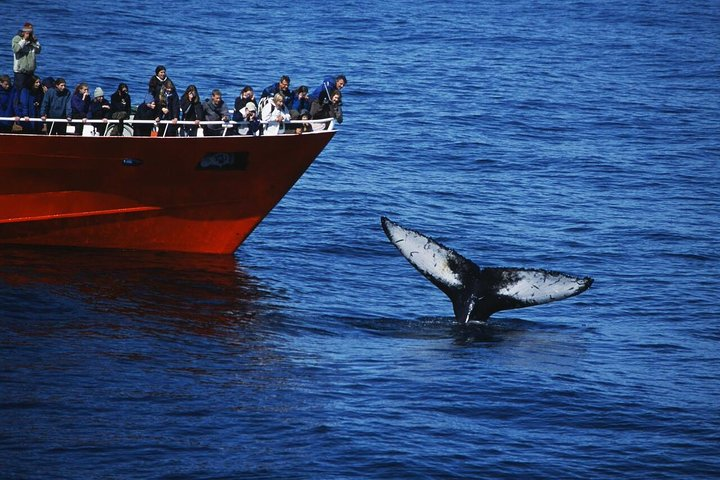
[2,1,719,478]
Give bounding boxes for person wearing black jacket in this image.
[310,89,343,125]
[133,94,157,136]
[157,79,179,136]
[109,83,131,136]
[179,84,203,137]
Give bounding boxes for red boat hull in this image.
[0,132,334,254]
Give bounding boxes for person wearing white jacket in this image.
[262,93,290,135]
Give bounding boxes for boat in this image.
[0,117,336,254]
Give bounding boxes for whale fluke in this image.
[380,216,593,323]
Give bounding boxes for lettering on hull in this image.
[197,152,249,170]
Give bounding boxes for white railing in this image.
[0,116,335,137]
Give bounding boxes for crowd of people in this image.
[2,22,346,137]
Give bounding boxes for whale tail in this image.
[381,216,593,322]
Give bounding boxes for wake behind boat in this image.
[0,117,335,254]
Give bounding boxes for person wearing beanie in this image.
[11,22,41,92]
[89,87,111,135]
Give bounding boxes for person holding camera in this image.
[11,22,41,93]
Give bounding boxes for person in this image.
[233,85,257,122]
[0,75,17,133]
[179,84,202,137]
[11,22,41,92]
[261,93,290,136]
[310,89,343,125]
[40,77,71,135]
[158,79,179,136]
[289,85,311,120]
[17,75,44,133]
[41,77,55,92]
[294,109,312,134]
[109,83,131,135]
[309,74,346,104]
[260,75,291,108]
[133,94,158,136]
[201,89,229,136]
[89,87,111,135]
[237,102,262,136]
[70,82,91,135]
[148,65,170,99]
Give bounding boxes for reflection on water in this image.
[0,246,276,336]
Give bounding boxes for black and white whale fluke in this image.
[380,216,593,323]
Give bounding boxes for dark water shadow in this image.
[0,246,278,337]
[349,315,549,346]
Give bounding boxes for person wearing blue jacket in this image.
[70,82,91,135]
[40,77,71,134]
[260,75,291,109]
[289,85,311,119]
[309,74,347,104]
[17,75,44,133]
[0,75,17,133]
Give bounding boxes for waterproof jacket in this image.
[309,76,336,102]
[71,92,91,118]
[40,87,70,119]
[201,98,229,133]
[110,91,131,116]
[18,86,44,131]
[11,35,41,74]
[0,86,16,128]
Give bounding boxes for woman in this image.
[179,84,203,137]
[18,76,45,133]
[133,94,158,137]
[233,85,257,122]
[148,65,170,99]
[158,79,179,136]
[261,93,290,136]
[109,83,131,136]
[310,89,343,125]
[70,82,91,135]
[289,85,311,120]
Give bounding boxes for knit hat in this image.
[155,65,166,75]
[94,87,104,98]
[245,103,256,112]
[21,23,33,32]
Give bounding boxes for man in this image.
[309,74,346,104]
[40,78,71,135]
[260,75,291,108]
[0,75,16,133]
[11,22,41,92]
[201,89,229,136]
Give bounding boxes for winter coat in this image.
[110,91,131,116]
[261,102,290,135]
[11,35,41,74]
[310,98,343,124]
[89,98,111,119]
[0,86,16,128]
[201,98,229,134]
[18,86,44,131]
[309,76,336,102]
[40,87,70,119]
[71,92,91,118]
